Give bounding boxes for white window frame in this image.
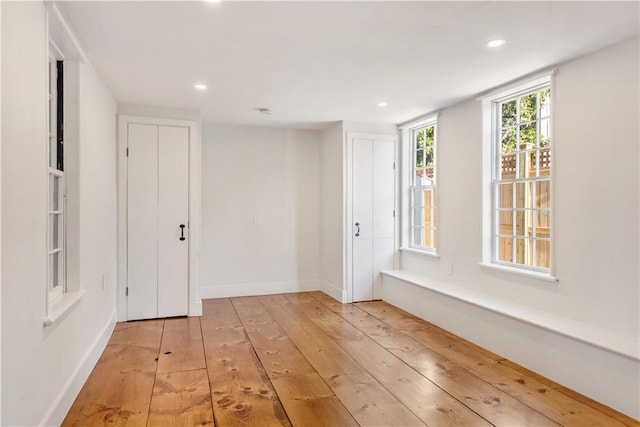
[400,115,439,255]
[43,4,88,326]
[47,41,65,301]
[480,71,557,281]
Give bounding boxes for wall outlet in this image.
[446,261,454,276]
[253,216,262,228]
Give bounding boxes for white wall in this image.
[0,2,3,421]
[320,122,345,301]
[200,123,321,298]
[388,37,639,418]
[1,3,118,425]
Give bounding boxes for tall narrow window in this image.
[410,121,437,251]
[48,44,65,300]
[493,83,551,271]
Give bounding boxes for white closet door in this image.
[352,138,374,302]
[158,126,189,317]
[127,123,189,320]
[127,124,159,320]
[372,138,395,299]
[352,135,396,302]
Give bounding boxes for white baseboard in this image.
[382,275,640,420]
[321,280,347,303]
[190,299,202,317]
[40,308,117,427]
[200,279,320,299]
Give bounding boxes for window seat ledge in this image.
[380,269,639,361]
[44,289,86,326]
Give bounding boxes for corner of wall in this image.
[321,280,347,303]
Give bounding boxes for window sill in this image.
[479,262,557,283]
[44,289,86,326]
[400,247,440,258]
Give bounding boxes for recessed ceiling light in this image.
[377,102,388,107]
[487,39,506,48]
[194,83,207,90]
[206,0,222,3]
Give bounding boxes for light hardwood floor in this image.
[63,292,639,426]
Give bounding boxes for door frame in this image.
[344,132,399,303]
[117,115,202,321]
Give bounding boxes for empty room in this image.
[1,1,639,426]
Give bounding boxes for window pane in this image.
[501,100,516,127]
[412,207,424,228]
[539,146,551,177]
[515,210,531,237]
[425,146,434,168]
[515,238,533,266]
[412,188,425,207]
[539,88,551,118]
[422,188,434,208]
[535,210,551,238]
[535,180,550,209]
[501,128,516,154]
[519,122,537,147]
[412,227,424,247]
[50,213,63,251]
[519,92,537,122]
[520,150,538,178]
[500,154,516,179]
[498,183,512,209]
[424,126,434,148]
[539,118,551,148]
[49,135,57,170]
[416,129,424,150]
[536,239,551,269]
[431,227,437,249]
[497,209,512,236]
[49,175,63,211]
[515,182,532,209]
[49,252,63,290]
[426,208,436,229]
[498,237,513,263]
[416,149,424,168]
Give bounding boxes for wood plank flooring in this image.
[63,292,639,427]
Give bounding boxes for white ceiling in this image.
[58,1,639,130]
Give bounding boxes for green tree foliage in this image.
[415,125,435,167]
[500,88,550,153]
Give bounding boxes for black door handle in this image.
[355,222,360,237]
[179,224,186,241]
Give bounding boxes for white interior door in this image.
[352,135,396,302]
[127,123,189,320]
[352,138,374,302]
[158,126,189,317]
[127,124,158,320]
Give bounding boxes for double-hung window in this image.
[48,42,65,300]
[409,120,437,251]
[491,78,552,272]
